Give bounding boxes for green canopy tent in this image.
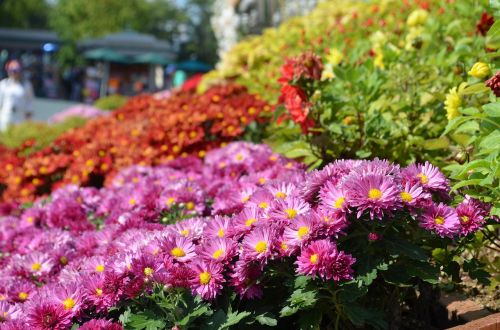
[133,53,172,66]
[83,48,130,63]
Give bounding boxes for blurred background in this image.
[0,0,317,121]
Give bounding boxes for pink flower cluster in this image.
[0,142,490,329]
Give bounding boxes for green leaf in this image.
[461,83,489,95]
[255,313,278,327]
[128,311,166,330]
[280,288,318,317]
[406,261,439,284]
[119,308,132,326]
[177,305,210,326]
[338,282,368,303]
[70,324,80,330]
[422,137,450,150]
[483,102,500,117]
[219,311,251,329]
[383,264,412,286]
[202,310,226,330]
[452,179,483,191]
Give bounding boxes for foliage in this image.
[0,84,271,203]
[94,95,129,111]
[202,0,493,168]
[0,142,495,329]
[0,117,87,154]
[0,0,50,29]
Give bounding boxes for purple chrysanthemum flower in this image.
[402,162,450,194]
[203,215,232,239]
[419,203,460,238]
[282,215,320,249]
[79,319,124,330]
[198,238,237,264]
[161,236,196,263]
[268,197,311,222]
[319,180,349,212]
[456,196,488,236]
[242,226,277,262]
[189,261,225,300]
[295,240,355,281]
[25,300,73,330]
[343,173,400,220]
[229,260,263,300]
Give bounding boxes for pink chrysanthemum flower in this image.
[295,240,355,281]
[8,279,36,303]
[315,209,349,238]
[19,252,54,279]
[230,207,264,237]
[189,261,224,300]
[282,216,320,249]
[242,226,277,262]
[203,215,232,239]
[0,301,20,323]
[79,319,124,330]
[343,173,400,220]
[169,218,205,240]
[229,261,263,300]
[268,197,311,222]
[81,256,108,275]
[82,274,110,313]
[420,203,460,238]
[198,238,237,264]
[131,253,164,282]
[456,197,487,236]
[319,180,349,212]
[402,162,450,194]
[50,282,86,317]
[26,300,73,330]
[161,236,196,263]
[266,182,298,201]
[399,181,430,207]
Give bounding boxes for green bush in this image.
[94,94,129,111]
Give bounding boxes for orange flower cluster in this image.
[0,84,271,203]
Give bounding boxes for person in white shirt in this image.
[0,60,34,131]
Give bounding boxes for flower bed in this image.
[0,84,271,204]
[0,142,495,329]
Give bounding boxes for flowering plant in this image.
[0,142,494,329]
[0,84,271,204]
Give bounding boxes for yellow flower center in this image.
[258,202,268,209]
[59,256,68,265]
[235,153,244,161]
[128,198,136,206]
[334,197,345,209]
[144,267,154,277]
[171,247,186,258]
[461,216,470,223]
[180,229,189,237]
[166,197,176,206]
[275,191,287,199]
[417,173,429,184]
[435,216,445,225]
[297,226,310,239]
[95,264,105,273]
[96,288,103,296]
[63,297,76,310]
[285,208,298,219]
[199,271,211,285]
[400,192,413,202]
[212,249,224,259]
[245,218,257,227]
[258,177,266,185]
[368,188,383,200]
[31,263,41,271]
[281,242,288,251]
[186,202,195,210]
[217,228,225,237]
[310,254,319,264]
[241,195,250,203]
[18,292,28,301]
[27,216,34,224]
[255,241,268,253]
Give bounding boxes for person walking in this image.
[0,60,34,131]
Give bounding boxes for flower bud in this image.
[468,62,490,78]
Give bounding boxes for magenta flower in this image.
[161,236,196,263]
[343,173,400,220]
[25,300,73,330]
[456,197,487,236]
[229,261,263,300]
[18,252,54,279]
[231,206,264,237]
[203,215,232,239]
[0,301,20,323]
[50,282,86,317]
[319,180,349,212]
[402,162,450,194]
[242,226,277,262]
[283,216,320,249]
[268,197,311,222]
[79,319,124,330]
[198,238,237,264]
[399,181,430,207]
[420,203,460,238]
[266,182,298,201]
[189,261,225,300]
[296,240,355,281]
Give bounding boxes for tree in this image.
[0,0,50,29]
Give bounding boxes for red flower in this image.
[477,12,494,36]
[486,71,500,96]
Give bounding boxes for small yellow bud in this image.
[468,62,490,79]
